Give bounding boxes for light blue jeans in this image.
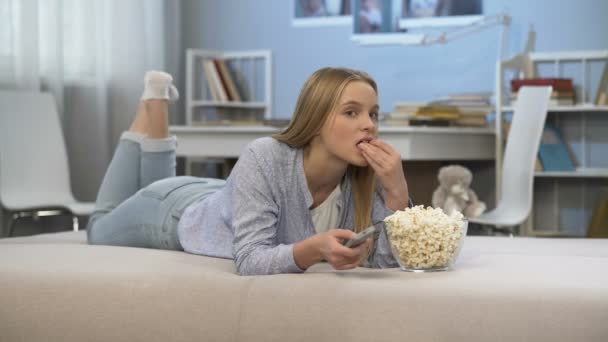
[86,133,225,250]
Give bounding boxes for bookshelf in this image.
[495,49,608,237]
[185,49,272,126]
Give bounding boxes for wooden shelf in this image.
[535,168,608,178]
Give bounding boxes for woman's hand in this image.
[293,230,373,271]
[358,139,409,210]
[316,229,373,270]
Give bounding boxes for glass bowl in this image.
[384,209,468,272]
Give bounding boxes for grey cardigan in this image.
[178,137,399,275]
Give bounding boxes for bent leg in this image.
[87,71,180,245]
[90,133,144,219]
[140,142,177,188]
[139,84,178,188]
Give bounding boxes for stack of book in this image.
[202,59,244,102]
[412,104,460,126]
[383,102,424,126]
[428,92,492,127]
[510,78,575,106]
[385,92,493,127]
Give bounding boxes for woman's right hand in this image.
[316,229,372,270]
[293,229,372,271]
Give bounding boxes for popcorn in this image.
[384,205,466,270]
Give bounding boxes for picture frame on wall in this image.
[399,0,483,29]
[351,0,415,45]
[353,0,398,34]
[351,0,483,45]
[292,0,352,27]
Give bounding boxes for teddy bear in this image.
[431,165,486,218]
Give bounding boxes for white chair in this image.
[468,86,552,236]
[0,90,95,236]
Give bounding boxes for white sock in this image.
[141,70,179,102]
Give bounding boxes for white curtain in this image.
[0,0,169,201]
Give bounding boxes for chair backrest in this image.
[0,90,76,210]
[498,86,552,223]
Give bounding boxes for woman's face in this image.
[317,80,379,167]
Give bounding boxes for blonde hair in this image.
[273,67,378,233]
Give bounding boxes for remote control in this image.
[342,225,377,248]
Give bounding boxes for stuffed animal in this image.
[432,165,486,218]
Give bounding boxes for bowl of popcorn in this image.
[384,205,467,272]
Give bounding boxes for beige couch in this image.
[1,231,607,342]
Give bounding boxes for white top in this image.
[310,185,341,233]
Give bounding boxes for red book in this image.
[511,78,573,92]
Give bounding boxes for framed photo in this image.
[399,0,483,29]
[352,0,421,45]
[292,0,353,27]
[351,0,483,45]
[352,0,398,34]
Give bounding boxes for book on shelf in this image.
[587,199,608,238]
[415,105,460,120]
[595,62,608,105]
[202,61,219,101]
[212,59,231,101]
[510,78,573,92]
[383,113,413,126]
[203,60,228,102]
[385,102,422,126]
[214,59,242,102]
[538,123,576,171]
[393,102,426,114]
[430,91,492,106]
[428,92,493,121]
[429,99,491,108]
[388,98,491,127]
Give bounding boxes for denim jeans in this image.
[86,134,225,250]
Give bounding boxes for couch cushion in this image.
[0,233,243,342]
[0,230,88,244]
[239,240,608,342]
[1,232,607,342]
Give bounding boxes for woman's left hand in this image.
[358,139,409,210]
